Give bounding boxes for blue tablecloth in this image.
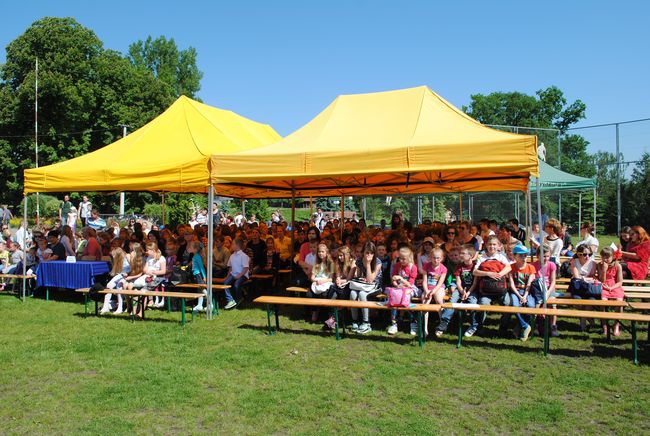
[36,261,110,289]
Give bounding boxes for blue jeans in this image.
[440,288,464,325]
[223,274,247,303]
[469,292,511,330]
[510,291,535,328]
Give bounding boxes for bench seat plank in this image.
[254,295,441,312]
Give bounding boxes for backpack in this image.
[478,259,507,296]
[386,286,411,308]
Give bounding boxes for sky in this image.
[2,0,649,165]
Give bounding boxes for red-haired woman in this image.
[621,226,650,280]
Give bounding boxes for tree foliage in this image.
[128,36,203,99]
[0,17,175,208]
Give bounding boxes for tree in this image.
[463,86,591,227]
[128,36,203,99]
[0,17,176,209]
[623,153,650,229]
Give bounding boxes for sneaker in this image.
[357,323,372,334]
[224,300,237,310]
[155,301,165,308]
[192,305,205,312]
[100,308,111,314]
[410,322,418,336]
[113,309,123,315]
[351,322,359,332]
[437,321,448,333]
[387,323,398,335]
[551,325,560,337]
[434,329,444,338]
[520,325,532,341]
[464,327,477,337]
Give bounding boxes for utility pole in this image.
[616,123,621,234]
[35,58,39,224]
[119,125,128,216]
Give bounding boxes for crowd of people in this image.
[2,196,649,338]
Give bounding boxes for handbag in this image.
[349,278,378,293]
[568,277,602,298]
[310,281,331,295]
[170,265,191,285]
[386,286,411,307]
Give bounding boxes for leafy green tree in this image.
[128,36,203,98]
[0,17,175,210]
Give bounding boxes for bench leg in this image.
[181,299,186,326]
[167,297,171,313]
[543,313,550,356]
[46,287,49,301]
[457,310,464,349]
[212,297,219,316]
[632,321,638,365]
[266,304,275,336]
[333,308,340,341]
[418,311,424,348]
[274,304,280,331]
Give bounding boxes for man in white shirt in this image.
[79,195,92,227]
[223,238,250,309]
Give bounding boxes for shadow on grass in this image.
[71,311,182,324]
[237,323,421,346]
[432,330,650,363]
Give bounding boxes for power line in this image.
[0,127,119,139]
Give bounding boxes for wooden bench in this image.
[0,273,37,293]
[173,283,231,315]
[75,288,204,325]
[253,295,441,346]
[442,302,650,364]
[556,277,650,285]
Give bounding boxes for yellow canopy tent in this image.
[24,95,281,194]
[209,86,539,198]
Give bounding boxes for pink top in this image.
[423,263,448,287]
[82,237,102,261]
[392,263,418,286]
[532,260,557,288]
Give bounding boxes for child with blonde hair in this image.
[100,247,130,314]
[386,246,421,336]
[422,247,448,337]
[309,243,336,328]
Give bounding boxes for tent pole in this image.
[578,193,582,235]
[526,184,533,249]
[161,193,165,226]
[536,178,546,309]
[22,194,28,302]
[593,187,597,239]
[459,193,463,221]
[290,190,296,259]
[558,193,562,223]
[341,193,345,240]
[431,195,435,222]
[206,185,214,320]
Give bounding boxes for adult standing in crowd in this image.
[59,195,72,222]
[79,195,92,227]
[1,205,12,227]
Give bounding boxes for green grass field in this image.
[1,292,649,434]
